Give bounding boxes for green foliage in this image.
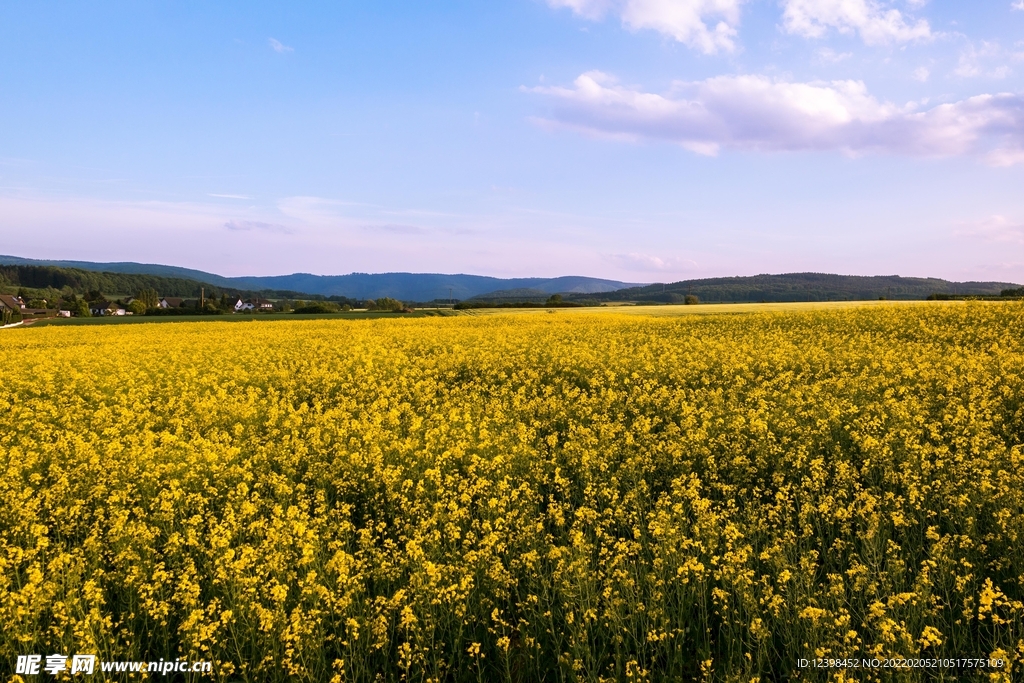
[0,265,308,303]
[545,294,563,305]
[455,300,585,310]
[580,273,1020,304]
[136,288,160,308]
[144,304,224,316]
[293,302,340,314]
[684,294,699,305]
[1,307,20,325]
[0,265,209,298]
[367,297,403,312]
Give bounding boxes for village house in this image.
[158,297,184,309]
[90,301,126,316]
[232,297,275,312]
[250,297,275,311]
[0,294,26,314]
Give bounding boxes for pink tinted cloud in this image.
[530,71,1024,164]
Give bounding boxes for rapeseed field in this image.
[2,303,1023,681]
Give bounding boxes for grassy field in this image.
[2,302,1023,681]
[20,300,931,328]
[23,309,458,327]
[465,299,934,316]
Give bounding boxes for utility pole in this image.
[201,287,205,309]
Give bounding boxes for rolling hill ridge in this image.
[0,255,638,301]
[2,255,1020,304]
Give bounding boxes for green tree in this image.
[1,306,20,325]
[58,293,78,312]
[136,288,160,309]
[684,294,699,305]
[128,300,148,315]
[374,297,403,312]
[546,294,563,305]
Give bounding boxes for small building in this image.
[58,310,72,318]
[158,297,184,309]
[248,298,275,311]
[90,301,126,316]
[0,295,26,313]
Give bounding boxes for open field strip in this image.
[20,309,458,328]
[2,302,1023,681]
[462,300,940,317]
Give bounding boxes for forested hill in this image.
[578,273,1022,303]
[0,256,639,300]
[0,265,302,299]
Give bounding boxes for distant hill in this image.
[4,256,1017,305]
[0,255,236,286]
[579,273,1022,303]
[0,256,640,301]
[468,288,552,303]
[0,263,321,301]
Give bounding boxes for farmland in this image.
[2,303,1024,681]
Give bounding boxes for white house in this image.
[90,301,126,316]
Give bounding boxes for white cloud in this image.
[954,40,1014,79]
[547,0,745,54]
[268,38,293,53]
[912,66,930,81]
[1013,1,1024,10]
[816,47,853,63]
[362,223,429,235]
[530,71,1024,164]
[956,215,1024,243]
[608,252,698,272]
[781,0,931,45]
[224,219,293,234]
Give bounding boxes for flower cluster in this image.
[2,304,1023,681]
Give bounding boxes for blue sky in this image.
[1,1,1023,281]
